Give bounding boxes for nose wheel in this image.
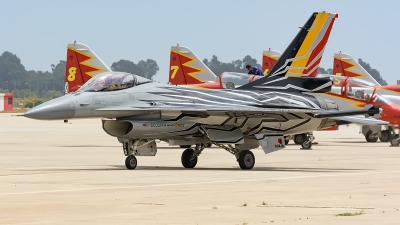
[125,155,138,170]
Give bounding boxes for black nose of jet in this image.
[24,96,76,120]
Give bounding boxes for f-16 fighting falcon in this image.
[23,12,384,170]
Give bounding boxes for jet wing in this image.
[96,105,382,120]
[96,106,320,118]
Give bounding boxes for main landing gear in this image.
[238,150,255,170]
[122,134,256,170]
[293,133,306,145]
[179,141,255,170]
[293,133,314,150]
[379,130,392,142]
[181,143,256,170]
[181,144,204,168]
[365,130,379,142]
[390,134,400,147]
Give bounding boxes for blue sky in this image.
[1,0,399,84]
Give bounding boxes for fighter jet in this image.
[23,12,384,170]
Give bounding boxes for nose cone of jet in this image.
[24,96,75,120]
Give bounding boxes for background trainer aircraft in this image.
[332,52,400,145]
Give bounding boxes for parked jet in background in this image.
[332,52,400,145]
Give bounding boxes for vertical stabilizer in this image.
[267,12,338,78]
[65,42,111,93]
[333,52,381,86]
[169,45,217,85]
[238,12,337,91]
[262,49,281,75]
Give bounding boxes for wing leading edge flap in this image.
[255,134,286,154]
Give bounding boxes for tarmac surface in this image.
[0,113,400,225]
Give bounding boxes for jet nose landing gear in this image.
[125,155,137,170]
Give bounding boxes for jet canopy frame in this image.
[77,72,151,92]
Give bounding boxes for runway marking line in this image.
[1,170,399,196]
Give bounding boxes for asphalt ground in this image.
[1,114,399,225]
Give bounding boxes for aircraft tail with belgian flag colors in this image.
[169,45,217,85]
[65,42,111,93]
[238,12,337,91]
[265,12,337,78]
[262,49,281,75]
[333,52,381,86]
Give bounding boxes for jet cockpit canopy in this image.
[77,72,151,92]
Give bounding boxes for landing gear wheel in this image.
[205,143,212,148]
[301,140,312,150]
[180,145,191,148]
[284,136,290,145]
[294,134,306,145]
[181,149,198,168]
[238,150,255,170]
[379,130,392,142]
[390,134,400,146]
[365,130,378,143]
[125,155,137,170]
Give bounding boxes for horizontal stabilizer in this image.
[255,134,285,154]
[237,75,332,93]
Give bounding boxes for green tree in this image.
[242,55,261,68]
[137,59,159,79]
[203,55,261,77]
[358,59,388,85]
[111,59,159,79]
[0,52,26,91]
[318,67,332,74]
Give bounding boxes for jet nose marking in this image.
[24,98,76,120]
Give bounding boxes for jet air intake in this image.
[102,120,133,137]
